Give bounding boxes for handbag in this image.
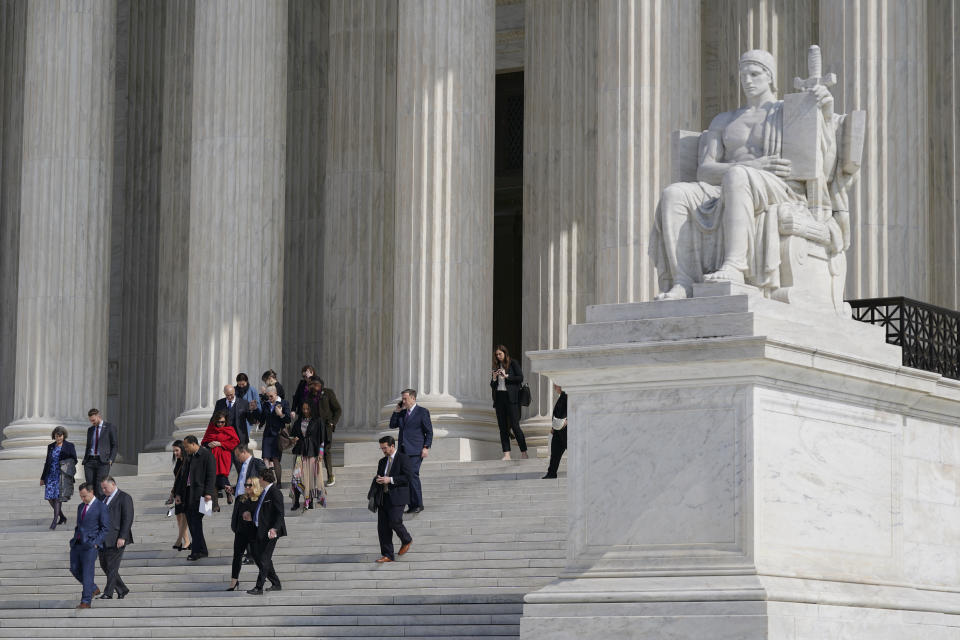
[278,427,297,451]
[518,383,531,407]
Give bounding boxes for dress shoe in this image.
[186,552,208,561]
[375,556,393,563]
[98,594,112,600]
[541,474,557,479]
[117,589,128,600]
[226,493,233,505]
[246,587,264,595]
[76,602,91,609]
[242,555,252,565]
[92,588,101,596]
[265,584,282,592]
[58,514,67,524]
[290,501,300,512]
[398,541,412,555]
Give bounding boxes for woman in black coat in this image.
[40,426,77,530]
[290,402,325,510]
[169,440,191,552]
[490,344,528,460]
[227,477,262,591]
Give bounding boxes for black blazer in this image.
[370,452,411,508]
[255,483,287,539]
[103,490,134,548]
[291,417,323,458]
[184,447,216,506]
[490,360,523,405]
[82,422,118,465]
[41,441,77,483]
[231,496,259,538]
[213,396,251,445]
[255,399,292,439]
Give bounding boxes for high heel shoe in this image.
[172,543,183,551]
[58,514,67,525]
[226,582,240,591]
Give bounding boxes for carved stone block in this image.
[782,91,823,180]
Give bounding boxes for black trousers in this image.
[546,428,567,477]
[252,537,280,588]
[83,461,111,498]
[377,503,412,560]
[185,509,207,555]
[493,391,527,452]
[98,546,127,597]
[323,423,334,479]
[231,534,254,580]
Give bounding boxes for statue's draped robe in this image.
[650,101,841,294]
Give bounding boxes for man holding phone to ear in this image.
[388,388,432,514]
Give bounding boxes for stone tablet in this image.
[781,90,822,180]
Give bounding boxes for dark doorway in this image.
[493,71,523,359]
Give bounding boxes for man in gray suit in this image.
[98,477,134,599]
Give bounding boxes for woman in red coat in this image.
[202,411,240,511]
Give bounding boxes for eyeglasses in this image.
[244,483,253,487]
[216,421,226,425]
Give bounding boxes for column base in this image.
[521,575,960,639]
[0,417,89,461]
[377,394,498,441]
[344,434,504,467]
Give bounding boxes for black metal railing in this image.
[848,297,960,381]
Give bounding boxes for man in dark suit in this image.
[227,445,266,498]
[69,483,109,609]
[178,435,215,561]
[372,435,414,562]
[388,388,432,513]
[247,468,287,595]
[98,476,134,599]
[213,384,251,449]
[307,376,342,486]
[82,408,118,499]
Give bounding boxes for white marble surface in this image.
[521,291,960,638]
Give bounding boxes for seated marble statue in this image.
[650,48,861,312]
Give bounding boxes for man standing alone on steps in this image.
[371,435,413,563]
[389,389,432,514]
[82,409,117,500]
[98,476,134,599]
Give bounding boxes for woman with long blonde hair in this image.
[227,476,263,591]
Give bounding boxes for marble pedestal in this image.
[521,284,960,639]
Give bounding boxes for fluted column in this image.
[173,0,287,437]
[0,0,117,459]
[521,0,597,437]
[325,0,396,432]
[819,0,930,300]
[282,0,328,390]
[927,0,959,310]
[596,0,701,305]
[385,0,496,439]
[701,0,818,117]
[0,0,26,434]
[145,0,195,451]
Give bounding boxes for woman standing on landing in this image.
[490,345,528,460]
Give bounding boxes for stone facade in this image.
[0,0,958,464]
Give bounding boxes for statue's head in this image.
[738,49,777,96]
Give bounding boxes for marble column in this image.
[701,0,818,118]
[927,0,959,310]
[111,0,165,460]
[0,0,26,434]
[521,0,597,438]
[385,0,497,440]
[325,0,396,433]
[281,0,328,391]
[595,0,701,305]
[173,0,287,437]
[0,0,117,460]
[144,0,194,451]
[819,0,930,301]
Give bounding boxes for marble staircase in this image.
[0,458,566,639]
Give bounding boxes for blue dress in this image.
[44,445,62,500]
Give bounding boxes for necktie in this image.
[76,504,88,541]
[385,456,393,476]
[93,426,100,456]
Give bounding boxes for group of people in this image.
[40,355,569,608]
